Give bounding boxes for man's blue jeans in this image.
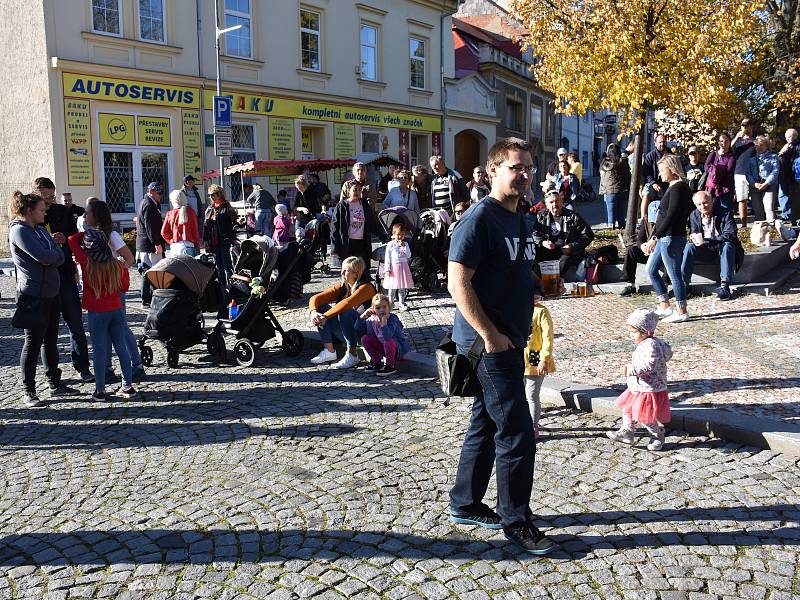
[715,190,735,213]
[87,308,132,393]
[682,241,735,285]
[58,279,90,374]
[213,243,233,291]
[317,304,358,349]
[450,347,535,528]
[604,192,627,228]
[778,182,797,221]
[255,209,274,237]
[646,235,688,308]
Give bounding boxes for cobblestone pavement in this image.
[274,265,800,425]
[1,277,800,598]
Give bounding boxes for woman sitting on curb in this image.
[308,256,377,369]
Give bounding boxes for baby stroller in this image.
[215,236,305,367]
[414,208,450,291]
[372,207,421,291]
[139,255,226,368]
[301,216,332,275]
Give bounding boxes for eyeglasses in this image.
[497,164,536,175]
[455,210,465,215]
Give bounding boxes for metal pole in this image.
[215,0,225,190]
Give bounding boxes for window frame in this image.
[300,8,322,72]
[361,130,381,155]
[359,23,379,81]
[505,98,523,132]
[409,37,426,90]
[231,122,257,200]
[137,0,166,44]
[224,0,253,60]
[91,0,123,37]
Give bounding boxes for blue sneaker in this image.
[131,365,146,383]
[449,508,503,530]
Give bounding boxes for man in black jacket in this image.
[532,190,594,275]
[136,182,165,306]
[681,191,744,301]
[778,128,799,223]
[36,177,93,386]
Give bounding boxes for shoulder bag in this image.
[436,215,527,397]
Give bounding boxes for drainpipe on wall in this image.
[196,0,207,199]
[440,7,456,159]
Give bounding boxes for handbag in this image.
[12,293,45,329]
[435,215,527,397]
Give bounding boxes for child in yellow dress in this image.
[523,296,555,439]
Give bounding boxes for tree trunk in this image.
[624,123,645,244]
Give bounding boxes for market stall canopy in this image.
[225,159,357,177]
[363,154,405,168]
[201,169,220,180]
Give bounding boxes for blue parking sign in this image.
[213,96,232,128]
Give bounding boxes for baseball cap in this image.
[688,146,699,154]
[183,175,196,183]
[147,182,162,192]
[544,189,559,199]
[557,147,568,156]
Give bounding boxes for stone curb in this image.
[303,330,800,458]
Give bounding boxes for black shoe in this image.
[105,369,120,384]
[717,284,732,301]
[619,285,635,297]
[449,508,503,530]
[79,370,95,384]
[376,365,398,377]
[48,383,78,397]
[503,524,556,555]
[363,362,381,371]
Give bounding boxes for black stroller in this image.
[415,208,451,291]
[301,216,332,275]
[139,255,226,368]
[215,236,305,367]
[372,206,421,291]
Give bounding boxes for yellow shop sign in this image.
[137,116,171,146]
[203,90,440,132]
[99,113,136,145]
[63,73,199,108]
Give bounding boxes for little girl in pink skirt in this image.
[607,308,673,451]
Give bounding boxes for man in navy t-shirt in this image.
[447,137,555,555]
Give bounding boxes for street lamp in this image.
[214,2,242,188]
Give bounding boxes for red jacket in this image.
[161,207,200,248]
[68,232,130,312]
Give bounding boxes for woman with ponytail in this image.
[161,189,200,257]
[69,224,136,401]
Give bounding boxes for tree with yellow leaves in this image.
[511,0,764,241]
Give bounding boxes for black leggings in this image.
[21,295,62,393]
[346,238,371,271]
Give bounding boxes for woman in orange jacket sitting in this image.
[308,256,376,369]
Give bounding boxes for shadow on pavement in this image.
[0,507,798,566]
[691,304,800,321]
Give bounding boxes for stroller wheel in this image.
[206,331,227,364]
[140,345,154,367]
[234,339,256,367]
[281,329,304,357]
[321,264,330,275]
[167,350,180,369]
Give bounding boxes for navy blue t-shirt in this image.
[449,197,536,349]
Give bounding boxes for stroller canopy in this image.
[145,255,215,296]
[378,207,420,234]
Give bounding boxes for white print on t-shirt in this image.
[504,236,536,261]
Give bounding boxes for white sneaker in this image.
[655,306,674,318]
[662,312,688,323]
[332,353,361,369]
[310,349,337,365]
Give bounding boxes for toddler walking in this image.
[383,222,413,310]
[355,293,411,377]
[607,308,672,451]
[523,296,555,439]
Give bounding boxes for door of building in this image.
[101,148,172,220]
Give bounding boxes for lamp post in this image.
[214,2,241,188]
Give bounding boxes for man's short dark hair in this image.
[33,177,55,190]
[486,137,532,168]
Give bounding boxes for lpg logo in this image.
[107,118,128,141]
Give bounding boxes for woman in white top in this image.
[382,170,420,213]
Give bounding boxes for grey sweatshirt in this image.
[9,219,64,298]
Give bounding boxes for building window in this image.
[530,104,542,138]
[410,133,428,167]
[409,38,426,89]
[139,0,164,42]
[505,98,523,132]
[92,0,121,35]
[300,9,321,71]
[362,131,380,154]
[360,24,378,81]
[224,0,252,59]
[231,124,256,201]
